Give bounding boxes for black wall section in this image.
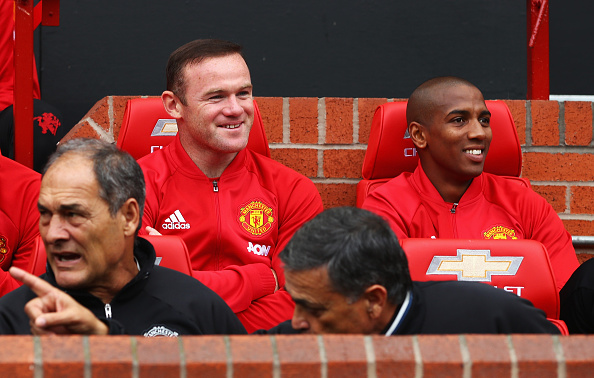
[33,1,591,130]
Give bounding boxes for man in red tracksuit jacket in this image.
[0,155,40,296]
[362,76,578,291]
[138,39,323,332]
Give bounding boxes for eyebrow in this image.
[446,109,492,117]
[203,83,253,97]
[38,203,86,213]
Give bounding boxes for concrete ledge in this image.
[2,334,594,377]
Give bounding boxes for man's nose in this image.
[291,307,311,331]
[43,216,69,243]
[222,96,244,117]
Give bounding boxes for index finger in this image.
[9,267,56,297]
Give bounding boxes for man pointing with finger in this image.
[0,138,245,335]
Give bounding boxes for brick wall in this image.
[64,96,594,250]
[3,334,594,377]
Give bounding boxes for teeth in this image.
[222,124,240,129]
[465,149,482,155]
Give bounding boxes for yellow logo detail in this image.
[427,249,523,282]
[0,235,8,264]
[483,226,518,240]
[239,201,274,236]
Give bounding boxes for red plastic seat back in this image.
[400,238,560,320]
[28,235,193,277]
[117,97,270,160]
[356,100,524,206]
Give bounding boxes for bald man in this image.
[362,77,578,290]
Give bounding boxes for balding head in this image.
[406,77,479,126]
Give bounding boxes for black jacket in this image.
[261,281,560,335]
[0,237,247,335]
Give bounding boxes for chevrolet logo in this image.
[426,249,523,282]
[151,119,178,136]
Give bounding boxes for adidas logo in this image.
[162,210,191,230]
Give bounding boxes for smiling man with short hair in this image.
[362,77,579,290]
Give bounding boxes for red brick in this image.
[62,121,102,142]
[503,100,527,146]
[255,97,284,144]
[323,149,366,179]
[465,335,511,377]
[323,335,367,378]
[315,183,357,208]
[372,335,416,378]
[270,148,318,177]
[358,98,387,144]
[136,337,181,377]
[571,186,594,214]
[325,98,354,144]
[290,98,318,144]
[565,101,593,146]
[0,336,35,377]
[577,253,594,264]
[530,101,559,146]
[276,335,321,377]
[560,335,594,376]
[229,335,273,378]
[183,336,227,377]
[88,336,133,377]
[417,335,464,377]
[563,219,594,237]
[522,153,594,182]
[41,335,85,378]
[510,335,557,377]
[531,185,567,213]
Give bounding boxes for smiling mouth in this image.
[464,149,484,155]
[220,122,242,129]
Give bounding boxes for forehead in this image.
[40,155,99,204]
[430,84,487,115]
[285,267,336,300]
[183,54,251,88]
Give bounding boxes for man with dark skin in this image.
[363,77,579,291]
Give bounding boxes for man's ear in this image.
[120,198,140,237]
[408,122,427,149]
[363,284,388,319]
[162,91,183,119]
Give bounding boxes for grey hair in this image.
[44,138,145,226]
[280,207,412,306]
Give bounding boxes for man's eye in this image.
[209,95,223,101]
[480,117,491,125]
[237,91,251,98]
[452,117,464,123]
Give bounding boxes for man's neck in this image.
[180,136,239,178]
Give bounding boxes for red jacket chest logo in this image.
[238,201,275,237]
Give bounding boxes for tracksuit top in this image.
[0,237,247,335]
[362,162,579,290]
[0,155,40,296]
[139,136,323,332]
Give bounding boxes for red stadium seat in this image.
[27,235,193,277]
[117,97,270,160]
[400,238,568,334]
[356,100,526,207]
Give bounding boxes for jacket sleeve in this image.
[0,169,40,297]
[524,191,579,290]
[235,289,295,333]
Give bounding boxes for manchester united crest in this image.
[0,235,8,264]
[483,225,518,240]
[239,201,275,236]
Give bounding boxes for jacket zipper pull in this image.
[450,203,458,214]
[213,180,219,193]
[105,304,112,318]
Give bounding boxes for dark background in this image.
[32,0,592,129]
